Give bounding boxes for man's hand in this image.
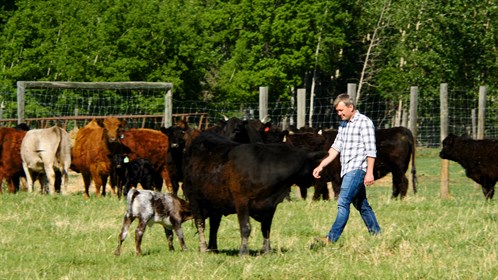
[313,166,323,179]
[364,173,374,186]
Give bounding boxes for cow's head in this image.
[101,117,127,142]
[161,125,186,149]
[439,133,469,160]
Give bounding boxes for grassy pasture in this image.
[0,148,497,279]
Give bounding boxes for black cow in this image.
[111,154,155,197]
[284,131,341,200]
[287,127,417,200]
[440,133,498,199]
[161,124,188,195]
[207,117,285,144]
[182,131,326,255]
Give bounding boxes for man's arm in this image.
[313,147,339,178]
[364,156,375,186]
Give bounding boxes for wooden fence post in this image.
[17,81,26,124]
[348,83,357,103]
[164,89,173,128]
[259,87,268,121]
[409,86,418,140]
[440,83,450,199]
[407,86,419,194]
[0,101,4,123]
[471,109,477,139]
[477,86,487,139]
[297,88,306,129]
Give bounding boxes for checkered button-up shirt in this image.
[331,111,377,177]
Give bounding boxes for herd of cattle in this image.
[0,116,496,255]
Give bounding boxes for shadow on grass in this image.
[212,247,289,257]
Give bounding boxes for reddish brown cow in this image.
[70,118,126,199]
[0,127,28,193]
[119,128,173,192]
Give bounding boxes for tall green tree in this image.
[207,0,351,103]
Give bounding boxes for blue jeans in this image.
[327,169,381,242]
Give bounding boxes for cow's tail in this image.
[126,189,140,215]
[410,134,417,194]
[54,127,71,190]
[54,126,63,163]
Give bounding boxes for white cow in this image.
[20,126,72,194]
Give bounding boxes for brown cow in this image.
[118,128,173,193]
[0,125,29,193]
[70,118,126,199]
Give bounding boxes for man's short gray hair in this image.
[333,94,355,109]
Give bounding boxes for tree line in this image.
[1,0,497,105]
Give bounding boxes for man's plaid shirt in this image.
[331,111,377,177]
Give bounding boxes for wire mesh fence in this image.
[0,84,496,147]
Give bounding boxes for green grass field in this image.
[1,148,497,279]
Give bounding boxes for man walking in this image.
[313,94,381,243]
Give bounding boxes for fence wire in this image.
[1,86,496,147]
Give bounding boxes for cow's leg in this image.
[62,169,69,194]
[43,162,57,195]
[115,215,135,256]
[195,217,208,253]
[22,161,34,193]
[10,176,20,193]
[482,184,495,200]
[171,219,188,251]
[54,170,62,194]
[164,227,175,251]
[313,180,330,201]
[134,218,148,256]
[19,176,27,192]
[260,211,276,254]
[208,214,222,252]
[152,173,163,192]
[99,175,109,197]
[5,175,19,193]
[82,172,92,199]
[93,174,104,198]
[392,171,408,199]
[117,178,123,199]
[321,183,330,200]
[161,168,173,193]
[107,174,117,196]
[332,179,341,200]
[38,173,50,194]
[299,186,308,200]
[236,206,252,255]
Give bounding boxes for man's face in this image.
[335,101,355,121]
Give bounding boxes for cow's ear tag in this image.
[123,156,129,163]
[120,134,124,139]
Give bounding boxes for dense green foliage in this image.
[1,0,498,103]
[0,149,497,279]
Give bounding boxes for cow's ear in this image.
[460,133,470,140]
[444,134,456,145]
[96,119,105,128]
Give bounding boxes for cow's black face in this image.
[439,134,458,159]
